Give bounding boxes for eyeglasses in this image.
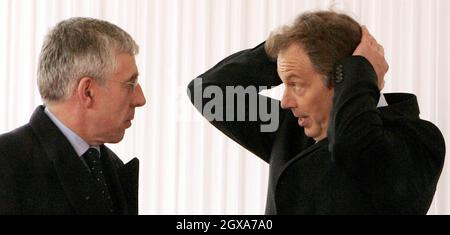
[108,78,140,93]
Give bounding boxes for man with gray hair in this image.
[0,17,146,214]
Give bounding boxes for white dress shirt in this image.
[44,107,100,158]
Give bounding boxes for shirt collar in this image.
[44,107,100,157]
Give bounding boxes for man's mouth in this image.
[297,115,309,127]
[125,116,134,127]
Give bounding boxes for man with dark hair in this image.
[0,18,146,214]
[187,11,445,214]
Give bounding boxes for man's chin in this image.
[125,120,132,128]
[304,128,319,140]
[108,132,126,144]
[303,126,311,135]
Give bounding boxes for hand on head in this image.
[353,26,389,91]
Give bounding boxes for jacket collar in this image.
[379,93,420,118]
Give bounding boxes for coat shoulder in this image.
[0,124,35,162]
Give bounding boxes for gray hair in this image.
[37,17,139,104]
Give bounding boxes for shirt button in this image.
[85,196,91,201]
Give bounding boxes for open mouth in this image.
[298,116,309,127]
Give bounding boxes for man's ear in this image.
[76,77,95,108]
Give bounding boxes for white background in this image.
[0,0,449,214]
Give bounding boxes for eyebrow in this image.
[285,73,300,82]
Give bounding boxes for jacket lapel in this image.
[29,106,112,214]
[271,138,328,213]
[117,158,139,215]
[274,139,328,185]
[100,146,136,215]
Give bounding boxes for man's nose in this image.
[281,89,294,110]
[133,84,147,107]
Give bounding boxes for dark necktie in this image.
[82,148,116,214]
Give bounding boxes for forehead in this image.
[277,43,315,80]
[113,53,138,79]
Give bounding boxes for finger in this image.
[368,33,376,46]
[363,26,377,46]
[361,26,371,42]
[378,44,385,56]
[380,79,385,91]
[361,26,371,43]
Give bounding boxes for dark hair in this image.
[266,11,361,83]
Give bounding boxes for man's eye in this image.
[292,83,302,88]
[128,80,138,87]
[293,84,306,93]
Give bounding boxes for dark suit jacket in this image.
[0,106,139,215]
[187,43,446,214]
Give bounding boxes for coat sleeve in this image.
[328,56,446,214]
[187,42,287,163]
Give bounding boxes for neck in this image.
[47,101,96,146]
[313,121,329,142]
